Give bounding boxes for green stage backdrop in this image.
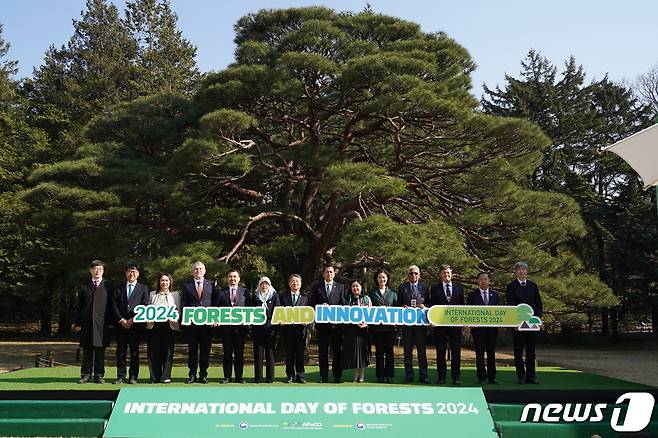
[104,387,498,437]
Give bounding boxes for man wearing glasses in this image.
[397,265,430,383]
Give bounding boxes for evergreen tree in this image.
[483,51,657,334]
[124,0,199,96]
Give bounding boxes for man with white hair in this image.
[397,265,430,383]
[181,261,217,384]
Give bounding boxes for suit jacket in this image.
[429,282,466,306]
[75,278,111,348]
[310,280,345,307]
[467,288,500,306]
[397,281,430,307]
[506,279,542,317]
[369,287,398,332]
[250,290,280,331]
[279,291,310,330]
[180,278,217,309]
[111,282,150,324]
[216,286,249,333]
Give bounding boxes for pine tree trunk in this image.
[601,308,609,336]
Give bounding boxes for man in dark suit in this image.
[215,269,248,384]
[429,264,465,385]
[398,265,430,384]
[181,261,217,384]
[75,260,111,384]
[467,272,500,385]
[111,263,150,384]
[279,274,309,384]
[506,261,543,384]
[310,264,345,383]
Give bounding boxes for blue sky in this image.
[2,0,657,97]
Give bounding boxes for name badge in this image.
[410,299,417,308]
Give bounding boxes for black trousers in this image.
[372,330,395,379]
[435,327,461,380]
[316,324,342,381]
[284,326,306,378]
[401,325,428,380]
[472,328,498,382]
[81,346,105,377]
[253,328,276,382]
[116,326,144,379]
[148,323,175,382]
[512,330,536,380]
[186,325,212,378]
[221,327,246,380]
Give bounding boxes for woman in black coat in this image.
[369,269,398,383]
[342,279,371,383]
[251,276,280,383]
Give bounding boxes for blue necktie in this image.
[127,284,134,300]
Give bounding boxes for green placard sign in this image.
[104,387,497,438]
[427,303,542,330]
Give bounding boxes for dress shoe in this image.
[198,377,208,384]
[320,378,328,383]
[129,377,138,385]
[296,377,306,384]
[222,378,230,384]
[437,378,446,385]
[334,377,343,384]
[265,379,274,384]
[236,379,246,384]
[114,377,124,385]
[479,379,487,385]
[376,377,385,383]
[185,376,196,384]
[254,379,262,384]
[162,379,171,384]
[403,377,414,383]
[94,376,105,384]
[489,379,500,385]
[286,377,294,384]
[525,379,539,385]
[357,378,364,383]
[419,378,431,384]
[452,379,461,385]
[384,377,391,384]
[78,376,91,384]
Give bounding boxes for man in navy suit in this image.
[467,272,500,385]
[280,274,310,384]
[310,264,345,383]
[111,263,150,384]
[397,265,430,383]
[506,261,543,384]
[429,264,465,385]
[216,269,248,384]
[181,261,217,384]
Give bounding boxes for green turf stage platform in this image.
[0,365,650,390]
[0,366,655,437]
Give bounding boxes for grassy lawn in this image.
[0,366,651,391]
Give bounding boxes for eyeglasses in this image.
[408,272,420,275]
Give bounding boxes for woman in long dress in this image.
[342,280,371,383]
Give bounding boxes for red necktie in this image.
[196,281,203,300]
[231,288,236,306]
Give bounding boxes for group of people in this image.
[75,260,543,386]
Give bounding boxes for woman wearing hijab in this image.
[146,273,180,383]
[369,269,398,383]
[342,279,371,383]
[251,276,280,383]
